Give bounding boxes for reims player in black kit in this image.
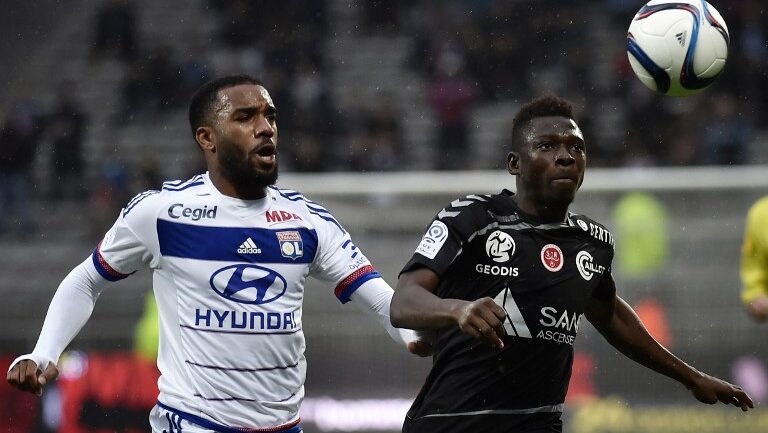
[391,95,753,433]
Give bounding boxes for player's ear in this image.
[507,151,520,175]
[196,126,215,152]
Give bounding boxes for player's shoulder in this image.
[569,212,615,247]
[436,194,495,221]
[268,186,346,233]
[269,186,330,214]
[122,174,207,218]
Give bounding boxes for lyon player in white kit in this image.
[7,75,427,433]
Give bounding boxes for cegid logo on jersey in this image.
[167,203,217,221]
[576,250,605,281]
[476,230,519,276]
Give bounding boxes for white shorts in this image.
[149,404,210,433]
[149,404,304,433]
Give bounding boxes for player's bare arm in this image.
[585,294,754,411]
[391,267,506,350]
[347,278,433,357]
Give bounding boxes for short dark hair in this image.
[511,95,575,150]
[188,75,263,137]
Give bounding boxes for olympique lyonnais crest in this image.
[276,231,304,259]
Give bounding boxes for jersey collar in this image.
[501,189,575,228]
[202,172,273,211]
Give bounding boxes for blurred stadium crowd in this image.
[2,0,766,235]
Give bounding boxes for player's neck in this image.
[208,170,268,200]
[515,196,569,223]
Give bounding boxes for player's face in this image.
[508,116,586,209]
[212,84,279,190]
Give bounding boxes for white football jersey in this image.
[94,173,380,430]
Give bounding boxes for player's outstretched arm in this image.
[348,277,433,357]
[585,294,754,411]
[6,256,110,395]
[391,267,506,350]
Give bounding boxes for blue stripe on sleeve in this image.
[336,271,382,304]
[91,248,130,281]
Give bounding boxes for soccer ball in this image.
[626,0,729,97]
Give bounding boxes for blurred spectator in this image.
[363,0,405,34]
[46,83,88,201]
[117,56,152,123]
[566,352,597,405]
[740,195,768,322]
[134,292,159,362]
[217,0,259,49]
[92,0,137,62]
[612,191,669,278]
[149,46,186,112]
[117,46,188,122]
[732,356,768,404]
[0,101,42,236]
[87,161,131,241]
[701,93,750,165]
[213,0,326,72]
[666,120,699,166]
[633,298,672,348]
[427,40,477,170]
[289,132,327,172]
[133,154,162,192]
[362,95,404,171]
[283,61,339,172]
[341,96,404,172]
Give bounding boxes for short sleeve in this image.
[401,199,487,278]
[592,269,617,301]
[92,191,159,280]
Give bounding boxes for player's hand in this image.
[6,359,59,396]
[406,329,435,357]
[745,296,768,322]
[407,340,434,357]
[687,372,754,412]
[453,297,507,350]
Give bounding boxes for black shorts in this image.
[402,411,562,433]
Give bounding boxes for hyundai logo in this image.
[209,264,287,304]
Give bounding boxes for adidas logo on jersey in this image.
[237,238,262,254]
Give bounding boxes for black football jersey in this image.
[400,190,615,433]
